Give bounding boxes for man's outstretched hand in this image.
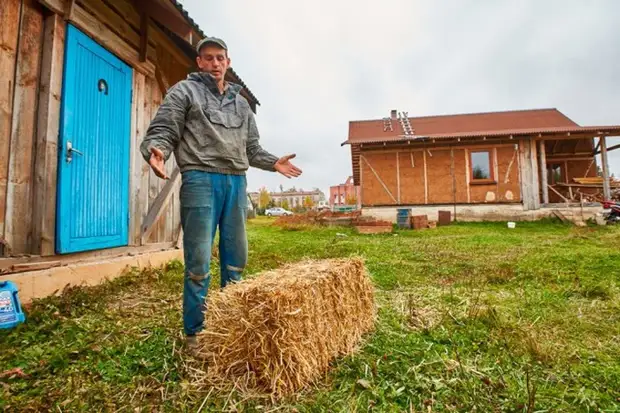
[274,154,302,179]
[149,147,168,180]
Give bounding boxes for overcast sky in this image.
[180,0,620,196]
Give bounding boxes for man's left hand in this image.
[274,154,302,179]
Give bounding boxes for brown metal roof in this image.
[345,108,591,144]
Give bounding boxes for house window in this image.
[470,150,493,181]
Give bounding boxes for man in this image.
[140,37,302,353]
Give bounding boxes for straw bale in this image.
[194,257,375,397]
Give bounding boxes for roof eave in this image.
[163,0,261,108]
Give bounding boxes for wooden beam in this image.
[32,13,65,256]
[592,139,601,155]
[0,0,22,240]
[464,149,471,203]
[77,0,156,62]
[63,0,75,19]
[155,64,170,96]
[396,152,400,203]
[548,184,570,203]
[423,149,428,204]
[5,0,44,254]
[360,155,397,203]
[359,152,364,206]
[539,140,549,204]
[131,0,191,40]
[594,143,620,155]
[141,167,180,245]
[39,0,155,76]
[139,9,148,62]
[530,139,541,209]
[519,139,537,210]
[130,72,146,245]
[546,156,597,162]
[600,136,611,200]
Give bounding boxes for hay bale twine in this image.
[195,257,375,397]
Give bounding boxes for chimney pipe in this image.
[390,109,397,119]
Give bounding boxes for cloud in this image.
[179,0,620,193]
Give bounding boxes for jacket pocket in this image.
[203,107,244,129]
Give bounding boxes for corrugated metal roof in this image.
[346,108,584,144]
[343,125,620,145]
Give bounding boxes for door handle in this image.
[66,141,83,163]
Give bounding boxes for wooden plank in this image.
[139,9,148,62]
[32,13,65,256]
[0,0,22,240]
[141,167,181,245]
[359,151,364,206]
[529,138,540,209]
[396,151,400,204]
[5,0,44,254]
[600,136,611,200]
[38,0,64,14]
[594,143,620,155]
[539,140,549,204]
[132,0,191,40]
[0,241,174,272]
[155,64,170,96]
[518,140,534,210]
[552,209,569,223]
[71,2,154,75]
[152,81,167,242]
[63,0,75,19]
[78,0,156,60]
[548,185,570,203]
[8,260,61,274]
[39,0,155,75]
[141,76,153,239]
[423,149,428,204]
[360,155,397,203]
[129,71,145,245]
[464,149,471,203]
[100,0,193,70]
[493,147,499,196]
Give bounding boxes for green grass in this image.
[1,218,619,412]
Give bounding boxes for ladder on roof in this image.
[382,117,393,132]
[398,111,414,137]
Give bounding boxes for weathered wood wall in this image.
[1,0,192,256]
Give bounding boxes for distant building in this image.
[248,189,325,209]
[330,176,361,208]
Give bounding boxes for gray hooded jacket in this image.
[140,72,278,175]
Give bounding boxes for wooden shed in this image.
[0,0,260,300]
[343,109,620,223]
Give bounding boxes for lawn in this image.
[1,218,619,412]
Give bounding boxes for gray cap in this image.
[196,36,228,54]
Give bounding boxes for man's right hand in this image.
[149,147,169,180]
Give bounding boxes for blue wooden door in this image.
[56,24,132,254]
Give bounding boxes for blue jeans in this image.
[179,170,248,335]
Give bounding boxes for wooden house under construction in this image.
[0,0,260,301]
[343,108,620,223]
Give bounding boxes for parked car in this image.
[265,207,293,217]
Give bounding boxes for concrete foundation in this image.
[362,204,602,223]
[2,249,183,304]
